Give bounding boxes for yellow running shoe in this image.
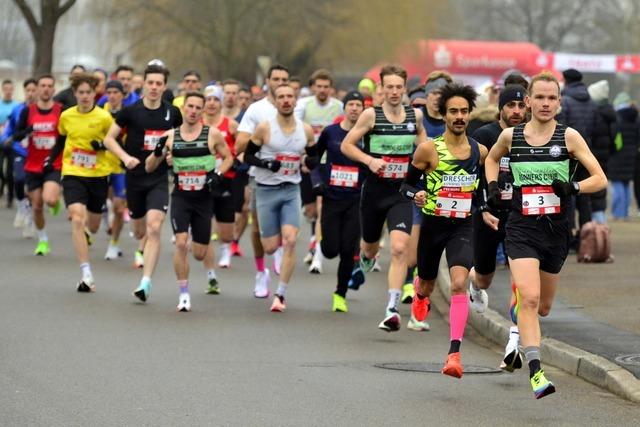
[401,282,415,304]
[34,240,50,256]
[332,293,348,313]
[49,200,62,216]
[531,369,556,399]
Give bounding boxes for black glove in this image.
[399,182,419,201]
[263,159,281,172]
[486,181,501,210]
[206,171,223,192]
[90,140,106,151]
[552,179,579,197]
[153,136,168,157]
[13,125,33,142]
[42,156,54,174]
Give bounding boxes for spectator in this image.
[609,92,639,220]
[587,80,617,223]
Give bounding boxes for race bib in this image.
[500,182,513,200]
[521,186,561,215]
[499,156,510,172]
[435,191,472,218]
[143,130,165,151]
[329,165,359,188]
[33,136,55,150]
[70,148,97,169]
[275,154,300,175]
[177,171,206,191]
[379,156,409,179]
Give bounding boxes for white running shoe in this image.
[218,243,231,268]
[309,247,323,274]
[104,244,123,260]
[500,338,523,372]
[273,247,283,275]
[13,202,26,229]
[407,315,430,331]
[254,268,271,298]
[177,293,191,312]
[371,258,382,272]
[468,280,488,313]
[22,213,35,239]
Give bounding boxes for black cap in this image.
[343,90,364,107]
[499,84,526,110]
[562,68,583,83]
[105,80,124,93]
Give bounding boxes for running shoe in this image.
[253,269,270,298]
[530,370,556,399]
[84,228,93,246]
[359,251,376,273]
[22,213,35,239]
[442,352,463,378]
[13,206,26,229]
[401,282,414,304]
[133,250,144,269]
[206,277,220,295]
[49,199,62,216]
[309,258,322,274]
[378,308,401,332]
[332,293,348,313]
[348,266,365,290]
[469,280,488,313]
[218,244,231,268]
[231,241,243,257]
[500,340,523,373]
[132,281,151,302]
[303,238,316,264]
[270,294,286,312]
[371,258,382,272]
[76,279,95,293]
[411,277,430,322]
[273,247,283,275]
[177,293,191,312]
[104,244,123,260]
[34,240,50,256]
[407,315,430,331]
[509,282,520,324]
[210,232,218,242]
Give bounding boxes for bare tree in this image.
[13,0,77,75]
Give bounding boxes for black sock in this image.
[335,288,347,298]
[310,221,316,237]
[528,359,541,378]
[448,340,461,354]
[405,267,414,284]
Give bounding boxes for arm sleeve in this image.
[244,140,265,167]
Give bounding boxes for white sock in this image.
[387,289,402,311]
[80,263,93,282]
[508,326,520,343]
[207,269,217,280]
[276,281,287,297]
[37,228,48,242]
[312,243,323,263]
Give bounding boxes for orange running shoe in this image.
[411,277,430,322]
[442,352,463,378]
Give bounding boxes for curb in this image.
[433,256,640,402]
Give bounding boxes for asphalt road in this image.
[1,209,638,426]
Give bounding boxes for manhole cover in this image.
[615,354,640,366]
[375,362,502,374]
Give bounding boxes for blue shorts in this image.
[412,204,422,227]
[255,182,301,238]
[109,173,126,199]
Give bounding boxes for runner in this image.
[172,71,202,109]
[46,73,113,291]
[294,69,344,274]
[402,71,452,306]
[313,90,365,312]
[485,71,606,398]
[104,63,183,302]
[2,78,37,233]
[145,92,232,311]
[54,64,86,110]
[401,82,487,377]
[244,84,315,312]
[469,84,527,372]
[201,84,238,287]
[235,64,289,298]
[97,65,140,108]
[221,79,245,122]
[101,80,128,260]
[341,64,428,332]
[15,74,63,255]
[0,79,19,207]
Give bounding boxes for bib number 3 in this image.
[522,186,561,215]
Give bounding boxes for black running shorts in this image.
[171,191,213,245]
[417,214,473,281]
[360,177,412,243]
[472,209,509,275]
[62,175,108,214]
[125,175,169,220]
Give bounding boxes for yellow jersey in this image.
[103,102,125,174]
[58,106,113,177]
[172,95,185,109]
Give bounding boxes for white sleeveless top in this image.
[254,116,307,185]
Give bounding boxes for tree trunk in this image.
[33,23,56,76]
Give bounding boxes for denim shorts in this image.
[255,182,301,238]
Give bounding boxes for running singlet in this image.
[171,125,216,192]
[363,105,417,182]
[24,103,63,173]
[216,116,236,179]
[58,106,113,177]
[115,99,182,180]
[509,123,570,215]
[253,117,307,185]
[422,136,480,218]
[295,96,343,142]
[316,123,364,200]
